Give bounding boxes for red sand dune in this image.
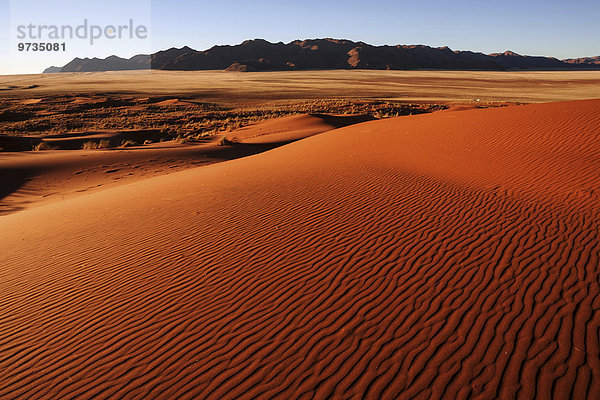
[225,113,374,144]
[1,100,600,399]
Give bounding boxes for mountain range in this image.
[44,38,600,73]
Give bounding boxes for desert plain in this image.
[1,70,600,399]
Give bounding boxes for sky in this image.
[1,0,599,75]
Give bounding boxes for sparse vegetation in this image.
[82,139,111,150]
[33,142,56,151]
[218,136,240,146]
[1,94,449,148]
[119,140,138,148]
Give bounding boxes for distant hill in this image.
[46,39,600,73]
[59,55,151,72]
[488,50,568,69]
[564,56,600,65]
[42,66,63,73]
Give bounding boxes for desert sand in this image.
[1,99,599,399]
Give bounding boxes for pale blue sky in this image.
[1,0,599,74]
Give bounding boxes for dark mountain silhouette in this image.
[564,56,600,65]
[42,66,63,73]
[59,55,151,72]
[47,39,600,73]
[488,50,568,69]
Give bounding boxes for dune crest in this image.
[1,100,600,399]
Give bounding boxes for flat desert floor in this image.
[1,71,600,399]
[2,70,600,104]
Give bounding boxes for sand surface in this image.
[1,100,600,399]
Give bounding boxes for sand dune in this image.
[0,143,214,215]
[1,100,600,399]
[225,114,374,144]
[0,114,373,214]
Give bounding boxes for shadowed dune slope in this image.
[1,100,600,399]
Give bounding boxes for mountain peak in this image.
[496,50,522,57]
[241,39,271,46]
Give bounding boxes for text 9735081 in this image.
[18,42,66,51]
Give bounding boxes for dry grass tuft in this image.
[33,142,56,151]
[82,139,111,150]
[119,140,138,148]
[218,136,240,146]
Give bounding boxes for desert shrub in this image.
[119,140,137,148]
[82,139,111,150]
[218,136,239,146]
[33,141,56,151]
[201,129,216,137]
[82,141,98,150]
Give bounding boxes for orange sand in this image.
[1,100,599,399]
